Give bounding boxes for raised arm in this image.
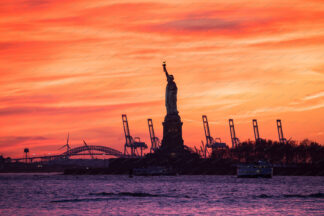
[163,61,169,78]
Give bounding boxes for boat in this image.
[131,166,176,176]
[237,161,273,178]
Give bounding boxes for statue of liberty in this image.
[163,62,178,115]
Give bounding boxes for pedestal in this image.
[161,114,184,152]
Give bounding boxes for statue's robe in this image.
[165,78,178,115]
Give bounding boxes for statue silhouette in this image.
[161,62,184,152]
[163,62,178,115]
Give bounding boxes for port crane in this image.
[229,119,239,149]
[276,119,287,144]
[202,115,227,158]
[252,119,261,143]
[147,119,161,153]
[122,114,148,157]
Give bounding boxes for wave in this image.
[256,192,324,199]
[89,192,192,199]
[89,192,169,197]
[52,192,190,203]
[51,198,113,203]
[283,192,324,198]
[257,194,273,198]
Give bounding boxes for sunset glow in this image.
[1,0,324,158]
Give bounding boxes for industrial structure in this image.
[58,133,71,159]
[147,119,161,153]
[229,119,239,149]
[24,148,29,163]
[202,115,227,158]
[62,145,122,158]
[12,116,293,162]
[14,145,124,163]
[83,140,94,159]
[122,114,148,157]
[277,119,287,144]
[252,119,261,143]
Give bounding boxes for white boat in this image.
[237,161,273,178]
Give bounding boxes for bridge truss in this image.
[13,145,124,163]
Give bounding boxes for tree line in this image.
[210,139,324,164]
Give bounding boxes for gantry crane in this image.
[122,114,148,157]
[229,119,239,148]
[252,119,261,143]
[202,115,227,158]
[147,119,161,153]
[277,119,287,144]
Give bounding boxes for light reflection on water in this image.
[0,174,323,216]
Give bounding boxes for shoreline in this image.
[1,166,323,176]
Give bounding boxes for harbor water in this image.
[0,174,323,215]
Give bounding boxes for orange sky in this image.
[0,0,324,158]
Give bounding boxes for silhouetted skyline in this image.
[0,0,323,157]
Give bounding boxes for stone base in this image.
[161,114,184,153]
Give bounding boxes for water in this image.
[0,174,323,216]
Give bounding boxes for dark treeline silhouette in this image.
[211,139,324,164]
[0,155,11,163]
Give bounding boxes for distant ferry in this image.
[237,161,273,178]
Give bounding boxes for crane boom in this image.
[253,119,260,142]
[229,119,239,148]
[201,115,227,158]
[202,115,212,146]
[277,119,287,144]
[122,114,135,156]
[122,114,148,157]
[148,119,160,153]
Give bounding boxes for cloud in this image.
[1,0,324,157]
[0,136,48,146]
[234,103,324,119]
[248,34,324,48]
[303,91,324,100]
[0,99,162,116]
[22,0,51,8]
[183,118,221,125]
[0,42,17,51]
[153,18,240,32]
[0,106,112,116]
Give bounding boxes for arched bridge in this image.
[12,145,125,162]
[61,145,123,157]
